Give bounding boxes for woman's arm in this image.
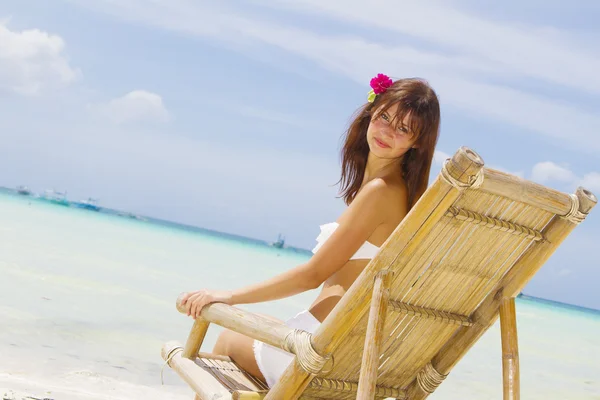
[182,179,400,318]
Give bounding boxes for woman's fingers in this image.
[191,293,206,319]
[181,290,197,305]
[186,292,203,315]
[182,289,206,305]
[195,294,212,319]
[182,290,219,319]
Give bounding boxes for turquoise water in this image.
[0,191,598,399]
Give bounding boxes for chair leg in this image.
[183,318,210,359]
[499,297,520,400]
[357,271,392,400]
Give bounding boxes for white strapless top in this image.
[312,222,381,260]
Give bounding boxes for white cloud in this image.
[531,161,577,184]
[92,90,170,124]
[261,0,600,94]
[529,161,599,198]
[580,172,600,194]
[65,0,600,153]
[0,21,79,95]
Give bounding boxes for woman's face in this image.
[366,103,417,159]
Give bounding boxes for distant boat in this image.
[117,211,146,221]
[16,185,32,195]
[41,189,69,206]
[73,197,101,211]
[271,233,286,249]
[128,212,144,220]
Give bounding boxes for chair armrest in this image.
[176,293,294,352]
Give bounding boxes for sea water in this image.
[0,191,598,399]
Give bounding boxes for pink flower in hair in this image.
[369,73,393,95]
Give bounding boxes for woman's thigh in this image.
[213,328,265,383]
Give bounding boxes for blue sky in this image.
[1,0,599,309]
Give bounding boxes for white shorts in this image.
[253,310,321,388]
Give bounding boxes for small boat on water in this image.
[73,197,101,211]
[271,233,286,249]
[41,189,69,206]
[117,211,146,221]
[16,185,32,195]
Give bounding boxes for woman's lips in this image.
[374,137,391,148]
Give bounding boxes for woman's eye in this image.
[381,113,389,122]
[398,127,414,138]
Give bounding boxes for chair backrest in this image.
[292,147,596,399]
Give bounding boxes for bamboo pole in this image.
[499,297,520,400]
[357,271,392,400]
[174,293,212,359]
[183,318,210,359]
[176,294,295,351]
[161,341,232,400]
[405,186,596,400]
[480,169,573,216]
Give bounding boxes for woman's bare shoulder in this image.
[359,177,406,198]
[337,178,408,229]
[367,177,408,205]
[367,177,409,226]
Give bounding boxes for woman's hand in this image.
[180,289,233,319]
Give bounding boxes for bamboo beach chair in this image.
[161,147,596,400]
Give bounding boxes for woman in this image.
[181,74,441,388]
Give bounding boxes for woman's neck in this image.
[363,152,404,185]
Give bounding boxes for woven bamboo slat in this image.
[388,300,472,326]
[161,147,597,400]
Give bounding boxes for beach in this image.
[1,190,599,399]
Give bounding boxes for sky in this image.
[1,0,599,309]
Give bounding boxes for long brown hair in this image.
[339,78,440,209]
